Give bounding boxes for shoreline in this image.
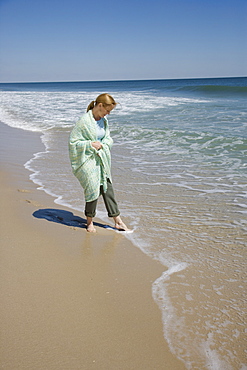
[0,122,185,369]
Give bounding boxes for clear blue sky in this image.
[0,0,246,82]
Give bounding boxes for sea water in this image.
[0,77,246,369]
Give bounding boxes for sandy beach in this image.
[0,123,185,369]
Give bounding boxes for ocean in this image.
[0,77,246,369]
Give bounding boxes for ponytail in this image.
[86,100,95,112]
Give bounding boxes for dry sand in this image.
[0,123,185,369]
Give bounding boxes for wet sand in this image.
[0,123,185,369]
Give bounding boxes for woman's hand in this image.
[91,141,102,150]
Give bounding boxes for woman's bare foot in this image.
[113,216,131,231]
[86,217,96,233]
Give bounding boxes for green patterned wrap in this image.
[69,110,113,202]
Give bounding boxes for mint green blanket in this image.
[69,110,113,202]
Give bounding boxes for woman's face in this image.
[98,103,114,118]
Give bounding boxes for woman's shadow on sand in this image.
[33,208,114,230]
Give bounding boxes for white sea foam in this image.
[0,90,212,132]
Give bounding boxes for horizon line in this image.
[0,75,246,84]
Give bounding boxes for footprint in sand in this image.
[18,189,31,193]
[25,199,41,207]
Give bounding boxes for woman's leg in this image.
[113,215,131,231]
[86,217,95,232]
[102,180,131,231]
[85,199,98,232]
[101,180,120,218]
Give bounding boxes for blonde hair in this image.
[87,93,117,112]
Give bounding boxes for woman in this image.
[69,93,130,233]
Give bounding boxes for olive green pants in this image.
[85,179,120,218]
